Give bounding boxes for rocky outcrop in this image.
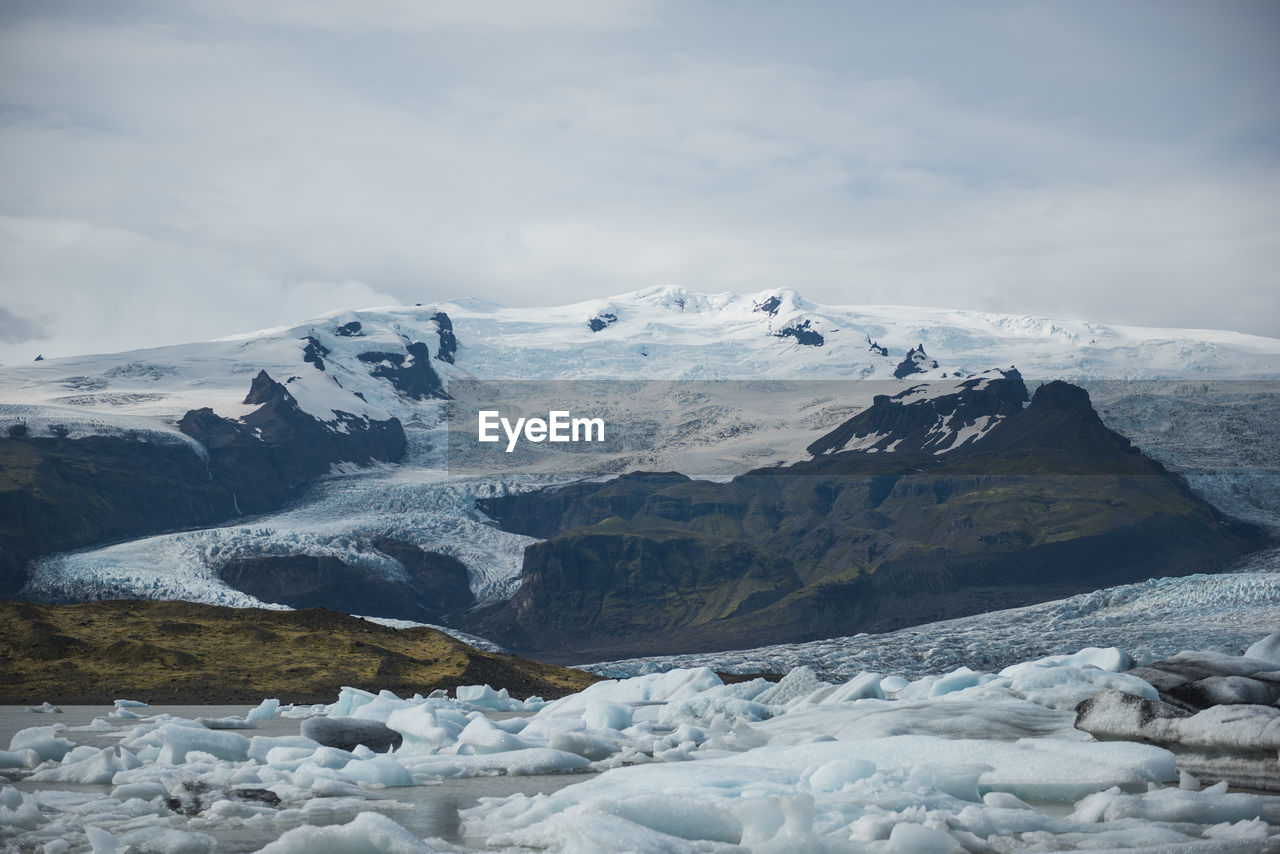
[774,320,824,347]
[894,344,937,379]
[218,539,472,623]
[0,371,407,594]
[180,370,406,513]
[301,336,330,371]
[468,379,1268,660]
[754,296,782,316]
[587,313,618,332]
[357,343,446,400]
[807,370,1028,455]
[433,312,457,363]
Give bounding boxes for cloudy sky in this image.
[1,0,1278,362]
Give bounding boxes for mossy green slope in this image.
[0,599,600,704]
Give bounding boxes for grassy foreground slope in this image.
[0,599,600,704]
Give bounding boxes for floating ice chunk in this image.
[997,660,1158,709]
[85,825,118,854]
[823,672,885,703]
[1245,631,1280,665]
[456,684,518,711]
[153,724,250,764]
[255,812,445,853]
[457,717,531,754]
[113,827,216,854]
[246,699,281,721]
[114,699,149,708]
[880,675,909,693]
[385,705,467,754]
[340,757,416,787]
[0,786,41,829]
[804,758,876,792]
[247,735,321,763]
[1008,646,1134,673]
[0,748,39,769]
[1071,782,1265,824]
[755,666,831,706]
[326,686,377,718]
[25,701,62,714]
[9,724,74,762]
[1076,691,1280,751]
[400,747,590,778]
[28,747,141,784]
[537,668,724,718]
[196,715,255,730]
[302,716,403,753]
[886,822,963,853]
[583,701,632,731]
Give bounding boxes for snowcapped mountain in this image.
[1,287,1278,639]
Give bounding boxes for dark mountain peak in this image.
[754,295,782,316]
[242,370,295,407]
[432,312,457,363]
[807,369,1027,456]
[894,344,938,379]
[1030,379,1093,413]
[867,337,888,357]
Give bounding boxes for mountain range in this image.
[1,287,1277,659]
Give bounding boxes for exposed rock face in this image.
[181,370,407,513]
[335,321,363,337]
[0,371,406,594]
[467,379,1267,660]
[0,435,234,596]
[301,336,330,371]
[218,539,473,623]
[894,344,938,379]
[433,312,458,363]
[587,313,618,332]
[774,320,824,347]
[807,370,1028,456]
[754,295,782,316]
[357,343,447,400]
[867,338,888,357]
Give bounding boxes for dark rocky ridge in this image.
[807,370,1028,456]
[775,320,824,347]
[218,538,474,623]
[894,344,937,379]
[0,371,406,595]
[433,312,458,363]
[467,379,1268,661]
[356,342,447,400]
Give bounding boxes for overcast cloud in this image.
[1,0,1277,362]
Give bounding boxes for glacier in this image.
[3,287,1278,618]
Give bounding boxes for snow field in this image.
[4,639,1280,852]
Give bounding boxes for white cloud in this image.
[0,1,1277,362]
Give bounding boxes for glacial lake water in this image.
[2,705,595,851]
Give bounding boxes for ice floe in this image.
[2,639,1279,851]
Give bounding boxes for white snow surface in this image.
[5,638,1280,852]
[4,288,1279,612]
